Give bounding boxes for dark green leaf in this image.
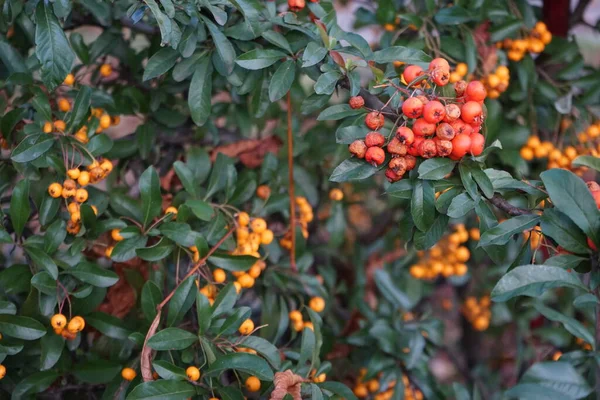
[479,214,540,247]
[418,158,456,180]
[140,167,162,228]
[373,46,431,66]
[40,332,64,370]
[68,261,119,287]
[143,47,179,81]
[0,315,46,340]
[24,245,58,280]
[11,134,55,163]
[329,158,377,182]
[189,55,213,126]
[541,209,589,254]
[141,281,162,322]
[147,327,197,351]
[411,180,435,232]
[204,353,274,381]
[269,59,295,102]
[85,312,130,339]
[126,380,195,400]
[533,303,594,348]
[167,276,196,326]
[236,49,287,70]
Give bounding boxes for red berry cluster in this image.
[348,58,488,182]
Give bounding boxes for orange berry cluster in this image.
[448,62,468,84]
[348,58,487,183]
[409,225,472,280]
[48,159,112,235]
[462,296,491,331]
[482,65,510,99]
[234,213,274,256]
[280,197,313,249]
[575,337,593,351]
[288,296,325,331]
[232,259,266,291]
[310,369,327,383]
[50,314,85,340]
[498,22,552,61]
[520,136,589,175]
[353,370,422,400]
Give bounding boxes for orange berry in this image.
[58,98,71,112]
[121,367,136,381]
[99,64,113,77]
[185,366,201,381]
[63,73,75,86]
[245,376,261,392]
[309,296,325,312]
[50,314,67,329]
[48,183,63,198]
[239,319,254,335]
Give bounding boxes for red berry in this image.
[429,58,450,73]
[365,112,385,130]
[435,138,453,157]
[470,133,485,156]
[436,122,455,141]
[365,132,385,147]
[365,146,385,166]
[422,100,446,124]
[349,96,365,109]
[396,127,415,145]
[388,157,407,176]
[466,81,487,101]
[454,80,467,97]
[419,139,437,159]
[444,104,461,122]
[412,118,436,137]
[401,97,424,118]
[450,119,473,136]
[450,133,472,159]
[461,101,483,124]
[405,155,417,170]
[403,65,424,85]
[387,137,408,155]
[349,140,367,159]
[385,168,402,182]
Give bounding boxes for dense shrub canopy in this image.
[1,0,600,399]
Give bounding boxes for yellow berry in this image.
[77,171,90,186]
[48,183,63,198]
[245,376,261,392]
[455,63,468,76]
[100,114,111,129]
[121,367,136,381]
[260,229,274,245]
[165,206,178,215]
[43,121,53,133]
[67,316,85,333]
[250,218,267,233]
[213,268,226,283]
[239,319,254,335]
[50,314,67,329]
[0,365,5,380]
[99,64,113,77]
[237,273,255,289]
[238,212,250,227]
[105,246,113,258]
[309,296,325,313]
[54,120,66,131]
[289,310,303,322]
[185,366,201,381]
[75,188,88,203]
[329,188,344,201]
[67,169,81,180]
[58,98,71,112]
[63,73,75,86]
[112,229,124,241]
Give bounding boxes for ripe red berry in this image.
[401,97,424,118]
[450,134,472,159]
[436,123,455,140]
[349,140,367,159]
[408,137,424,157]
[405,155,417,170]
[365,132,385,147]
[454,80,467,97]
[396,127,415,145]
[466,81,487,102]
[403,65,424,85]
[412,118,436,136]
[470,133,485,156]
[349,96,365,109]
[419,139,437,159]
[588,237,598,251]
[387,137,408,155]
[385,168,402,182]
[429,58,450,73]
[461,101,483,124]
[365,112,385,130]
[450,119,473,136]
[444,104,461,122]
[365,146,385,166]
[388,157,407,176]
[435,138,453,157]
[431,69,450,86]
[423,100,446,124]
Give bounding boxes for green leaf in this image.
[31,272,57,295]
[236,49,287,70]
[186,200,214,221]
[24,245,58,280]
[11,371,59,399]
[66,86,92,132]
[111,235,148,262]
[188,55,213,126]
[147,327,198,350]
[374,269,411,309]
[414,214,450,250]
[298,326,316,368]
[572,155,600,172]
[208,253,256,272]
[204,353,274,381]
[197,291,212,334]
[143,47,179,81]
[110,192,143,222]
[541,209,589,254]
[261,30,292,54]
[269,59,295,102]
[506,362,592,400]
[471,167,494,198]
[335,125,368,144]
[202,17,235,74]
[34,2,75,89]
[434,6,474,25]
[302,42,327,67]
[546,254,587,270]
[140,167,162,228]
[174,161,197,196]
[72,359,121,384]
[541,169,600,245]
[211,283,239,317]
[167,276,196,326]
[411,180,435,232]
[314,71,342,95]
[68,261,119,287]
[329,158,377,182]
[126,380,195,400]
[533,303,594,348]
[489,19,523,42]
[491,265,588,302]
[141,281,162,322]
[373,46,431,66]
[319,382,359,400]
[573,293,599,308]
[159,222,199,247]
[0,315,46,340]
[136,238,174,261]
[11,134,55,163]
[40,332,64,370]
[479,214,540,247]
[386,179,413,199]
[237,336,281,369]
[206,153,233,198]
[0,41,27,74]
[70,32,90,64]
[86,312,130,339]
[31,87,52,121]
[418,158,456,180]
[152,360,187,380]
[317,104,363,121]
[217,307,251,335]
[447,193,475,218]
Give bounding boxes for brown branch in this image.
[487,194,532,216]
[287,92,297,271]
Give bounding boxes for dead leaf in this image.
[473,22,498,76]
[210,136,282,168]
[141,311,161,382]
[270,370,306,400]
